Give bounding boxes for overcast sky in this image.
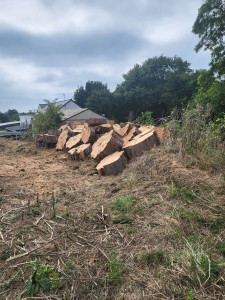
[0,0,210,113]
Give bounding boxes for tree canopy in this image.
[74,81,113,118]
[112,55,199,121]
[192,0,225,77]
[0,109,19,123]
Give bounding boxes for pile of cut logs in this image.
[36,121,169,176]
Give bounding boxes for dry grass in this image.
[0,138,224,299]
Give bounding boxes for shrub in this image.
[32,100,63,135]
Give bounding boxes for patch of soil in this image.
[0,138,224,299]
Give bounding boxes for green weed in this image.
[111,187,121,194]
[219,242,225,257]
[31,208,41,216]
[17,259,59,299]
[106,254,125,283]
[1,271,20,289]
[148,221,159,227]
[186,291,194,300]
[124,226,136,234]
[112,194,134,214]
[168,239,221,286]
[125,174,138,186]
[140,250,165,266]
[167,180,198,203]
[113,215,132,224]
[64,259,77,272]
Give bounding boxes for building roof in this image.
[0,121,20,127]
[55,99,73,107]
[38,99,74,109]
[62,108,88,120]
[39,104,48,108]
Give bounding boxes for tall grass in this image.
[168,105,225,172]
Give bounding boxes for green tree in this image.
[113,55,198,121]
[74,86,87,108]
[5,109,19,122]
[190,70,225,119]
[0,112,9,123]
[85,88,113,117]
[74,81,113,117]
[32,100,63,134]
[192,0,225,77]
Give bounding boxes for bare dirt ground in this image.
[0,138,224,300]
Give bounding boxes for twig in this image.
[6,233,64,262]
[71,232,110,262]
[0,289,10,295]
[0,206,25,219]
[0,230,4,241]
[10,260,36,268]
[34,213,45,225]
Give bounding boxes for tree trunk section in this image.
[153,127,170,143]
[95,124,112,134]
[96,151,127,176]
[66,133,82,150]
[123,130,159,160]
[112,124,121,134]
[68,143,92,160]
[138,125,154,133]
[56,129,73,150]
[81,126,96,144]
[118,123,133,137]
[91,130,124,162]
[123,127,141,143]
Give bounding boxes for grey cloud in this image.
[0,0,211,112]
[0,25,145,66]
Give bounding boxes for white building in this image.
[19,115,33,126]
[37,99,108,124]
[37,99,81,113]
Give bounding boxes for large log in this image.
[153,127,170,143]
[95,124,112,134]
[56,129,73,150]
[139,125,154,133]
[96,151,127,176]
[72,128,84,135]
[42,134,58,148]
[58,124,72,132]
[36,134,44,148]
[133,127,155,141]
[112,124,121,134]
[123,130,159,160]
[70,121,82,129]
[123,127,141,144]
[86,118,107,126]
[118,123,133,137]
[66,133,82,150]
[72,125,85,135]
[81,126,96,144]
[91,130,124,162]
[68,143,92,160]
